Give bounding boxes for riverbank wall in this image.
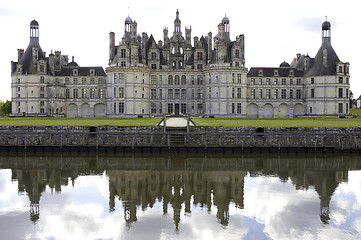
[0,126,360,153]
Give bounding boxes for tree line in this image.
[0,101,11,116]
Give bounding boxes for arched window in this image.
[168,75,173,85]
[181,75,186,85]
[179,61,183,69]
[172,48,175,54]
[172,61,176,69]
[180,47,184,54]
[175,75,180,85]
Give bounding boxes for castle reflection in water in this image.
[2,154,358,228]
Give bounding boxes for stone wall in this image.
[0,126,360,151]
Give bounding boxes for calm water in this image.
[0,153,361,240]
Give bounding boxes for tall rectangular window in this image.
[197,104,203,114]
[338,88,343,98]
[181,104,186,114]
[151,75,157,85]
[311,89,315,98]
[266,89,271,99]
[120,49,126,58]
[251,89,255,99]
[258,89,263,99]
[119,102,124,113]
[232,103,235,114]
[99,89,104,99]
[151,89,156,99]
[119,87,124,98]
[90,89,95,99]
[237,74,242,83]
[175,89,180,99]
[65,89,70,99]
[82,89,87,98]
[237,88,241,98]
[274,89,278,99]
[168,89,173,99]
[168,104,173,114]
[159,89,162,99]
[237,103,241,114]
[281,89,286,99]
[119,73,124,83]
[73,89,78,99]
[289,89,293,99]
[181,89,186,99]
[296,89,301,99]
[151,103,156,114]
[338,103,343,113]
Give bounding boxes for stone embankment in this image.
[0,126,360,153]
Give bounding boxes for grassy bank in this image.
[0,116,360,127]
[0,117,161,127]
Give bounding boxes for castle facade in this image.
[11,11,350,118]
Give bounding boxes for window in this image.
[232,103,235,114]
[235,62,240,67]
[274,79,278,85]
[168,104,173,114]
[274,70,278,76]
[237,74,242,83]
[266,78,271,85]
[181,75,186,85]
[121,61,126,67]
[40,101,44,107]
[266,89,271,99]
[289,89,293,99]
[168,89,173,99]
[258,89,263,99]
[40,108,44,113]
[159,89,162,99]
[119,87,124,98]
[82,89,87,98]
[150,89,156,99]
[346,103,349,114]
[339,77,343,84]
[82,78,87,84]
[290,79,293,85]
[281,89,286,99]
[338,103,343,113]
[310,107,313,113]
[311,78,315,84]
[191,89,195,99]
[338,66,343,73]
[197,89,202,99]
[151,64,157,69]
[90,89,95,99]
[114,103,117,113]
[258,70,263,76]
[338,88,343,98]
[289,70,294,76]
[346,89,349,98]
[40,87,44,92]
[151,103,156,114]
[258,78,262,85]
[159,103,163,114]
[119,102,124,113]
[168,75,173,85]
[237,103,241,114]
[114,88,117,98]
[90,77,95,84]
[250,78,255,85]
[181,89,186,99]
[282,78,286,85]
[191,75,195,85]
[197,52,203,61]
[274,89,278,99]
[40,76,44,83]
[175,89,180,99]
[181,104,186,114]
[251,89,255,99]
[151,52,157,60]
[197,64,203,70]
[99,88,104,98]
[296,89,301,99]
[311,89,315,98]
[232,88,235,98]
[179,61,183,68]
[159,75,163,85]
[237,88,241,98]
[73,78,78,85]
[65,89,70,99]
[175,75,180,85]
[151,75,157,85]
[197,104,203,114]
[172,61,176,69]
[120,49,126,58]
[73,89,78,98]
[296,78,301,85]
[197,75,203,85]
[235,49,240,58]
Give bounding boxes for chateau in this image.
[11,11,350,118]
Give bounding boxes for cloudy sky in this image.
[1,0,360,101]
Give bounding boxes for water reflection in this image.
[1,153,360,239]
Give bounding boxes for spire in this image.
[174,9,181,35]
[322,16,331,43]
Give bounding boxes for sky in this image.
[1,0,360,101]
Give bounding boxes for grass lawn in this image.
[0,116,360,127]
[192,117,361,127]
[0,117,161,127]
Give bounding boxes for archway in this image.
[263,103,274,118]
[67,103,78,117]
[278,103,289,118]
[294,103,305,117]
[81,103,91,117]
[246,103,259,118]
[94,103,106,117]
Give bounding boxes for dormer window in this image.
[274,70,278,76]
[73,69,78,76]
[258,70,263,76]
[90,69,95,76]
[338,66,343,73]
[289,70,294,76]
[120,49,126,58]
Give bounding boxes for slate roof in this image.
[57,66,106,77]
[305,40,340,77]
[17,42,47,75]
[247,67,304,77]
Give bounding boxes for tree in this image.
[0,100,11,116]
[349,90,355,109]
